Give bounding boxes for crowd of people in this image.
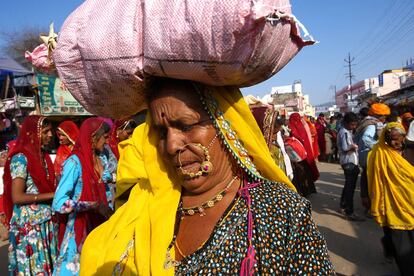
[250,101,414,275]
[1,116,136,275]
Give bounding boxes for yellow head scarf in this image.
[80,86,295,275]
[367,122,414,230]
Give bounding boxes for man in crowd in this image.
[337,112,364,221]
[354,103,390,212]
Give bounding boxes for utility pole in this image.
[344,52,355,100]
[330,85,337,105]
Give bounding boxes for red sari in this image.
[315,117,326,160]
[305,118,319,160]
[289,113,319,181]
[59,118,109,247]
[54,121,79,178]
[2,116,56,223]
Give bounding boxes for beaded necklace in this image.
[181,176,238,217]
[164,175,239,269]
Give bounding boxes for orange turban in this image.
[368,103,391,116]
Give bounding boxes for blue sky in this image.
[1,0,413,105]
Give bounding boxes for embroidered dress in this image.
[173,179,332,275]
[52,155,112,276]
[8,153,58,275]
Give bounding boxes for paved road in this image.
[310,162,399,276]
[0,162,400,275]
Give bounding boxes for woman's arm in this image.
[11,178,54,204]
[10,153,54,205]
[52,156,98,213]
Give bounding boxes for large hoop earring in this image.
[178,134,218,178]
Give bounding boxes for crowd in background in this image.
[0,116,136,275]
[251,102,414,275]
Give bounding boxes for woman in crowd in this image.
[108,119,137,160]
[52,118,114,276]
[80,79,333,275]
[326,116,338,163]
[250,105,293,180]
[367,122,414,275]
[315,113,327,161]
[54,120,79,181]
[306,116,320,161]
[271,118,294,180]
[3,115,58,275]
[289,113,319,196]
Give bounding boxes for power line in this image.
[352,0,402,59]
[355,2,414,68]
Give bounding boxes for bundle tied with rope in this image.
[53,0,315,118]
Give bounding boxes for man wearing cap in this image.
[354,103,390,212]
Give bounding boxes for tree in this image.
[1,26,48,70]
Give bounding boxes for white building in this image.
[262,81,315,116]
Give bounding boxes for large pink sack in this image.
[54,0,314,118]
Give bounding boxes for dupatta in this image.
[55,120,79,177]
[3,116,56,223]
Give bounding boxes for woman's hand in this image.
[12,178,55,204]
[96,203,114,219]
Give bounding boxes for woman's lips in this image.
[177,161,199,172]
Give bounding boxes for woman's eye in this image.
[160,129,168,139]
[181,124,194,132]
[157,127,167,139]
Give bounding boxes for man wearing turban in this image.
[354,103,390,213]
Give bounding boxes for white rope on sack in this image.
[266,10,317,43]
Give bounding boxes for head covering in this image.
[2,115,56,223]
[250,105,278,148]
[289,113,319,181]
[368,103,391,116]
[401,112,414,131]
[57,120,79,144]
[60,117,109,247]
[80,86,295,275]
[54,120,79,177]
[367,122,414,230]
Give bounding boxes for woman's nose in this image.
[165,128,185,156]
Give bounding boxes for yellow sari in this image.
[80,86,295,275]
[367,122,414,230]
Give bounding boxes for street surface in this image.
[311,162,399,276]
[0,162,400,275]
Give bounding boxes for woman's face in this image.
[385,128,405,151]
[57,130,71,145]
[93,133,109,153]
[40,124,53,147]
[149,82,233,194]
